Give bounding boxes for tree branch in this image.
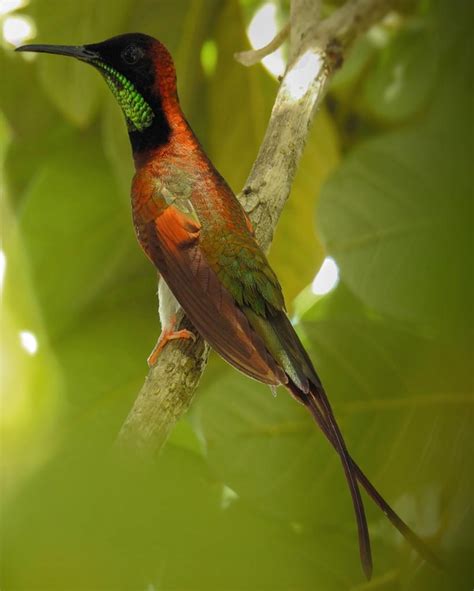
[234,21,290,67]
[117,0,397,455]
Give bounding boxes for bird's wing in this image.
[197,226,322,391]
[136,199,285,386]
[207,237,286,318]
[134,179,373,573]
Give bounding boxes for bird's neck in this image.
[131,98,201,174]
[130,53,197,169]
[128,93,172,160]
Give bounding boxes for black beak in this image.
[15,43,99,62]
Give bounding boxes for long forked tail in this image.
[307,384,372,578]
[290,381,441,569]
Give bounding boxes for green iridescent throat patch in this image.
[94,61,154,132]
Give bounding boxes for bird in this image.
[16,33,439,579]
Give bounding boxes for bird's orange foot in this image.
[147,328,196,367]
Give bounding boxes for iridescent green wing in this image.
[203,234,286,318]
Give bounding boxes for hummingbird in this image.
[17,33,438,578]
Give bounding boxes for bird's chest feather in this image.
[132,164,195,218]
[131,158,258,277]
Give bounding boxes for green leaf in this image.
[362,19,439,123]
[330,34,376,95]
[52,265,158,440]
[318,18,473,339]
[101,103,134,201]
[17,131,133,337]
[0,49,57,139]
[0,49,63,200]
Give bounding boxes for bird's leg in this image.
[147,276,196,367]
[147,323,196,366]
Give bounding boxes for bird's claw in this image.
[147,328,197,366]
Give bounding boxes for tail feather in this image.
[309,387,373,579]
[253,310,439,571]
[290,381,372,579]
[292,382,441,569]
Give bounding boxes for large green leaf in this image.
[318,15,473,339]
[0,49,57,140]
[17,131,133,337]
[319,128,470,338]
[362,18,439,123]
[53,263,158,441]
[0,49,64,202]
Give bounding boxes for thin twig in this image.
[234,22,290,67]
[117,0,398,455]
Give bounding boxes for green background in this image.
[1,0,472,589]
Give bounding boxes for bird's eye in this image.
[121,44,143,65]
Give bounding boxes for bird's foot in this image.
[147,328,196,367]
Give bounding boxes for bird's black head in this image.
[17,33,177,150]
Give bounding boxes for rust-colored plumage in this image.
[17,33,440,578]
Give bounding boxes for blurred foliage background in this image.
[0,0,472,589]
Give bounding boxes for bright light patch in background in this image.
[284,49,321,101]
[221,484,239,510]
[312,257,339,295]
[0,0,28,16]
[247,2,285,78]
[2,14,35,47]
[19,330,38,355]
[0,249,6,294]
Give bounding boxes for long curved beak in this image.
[15,43,98,62]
